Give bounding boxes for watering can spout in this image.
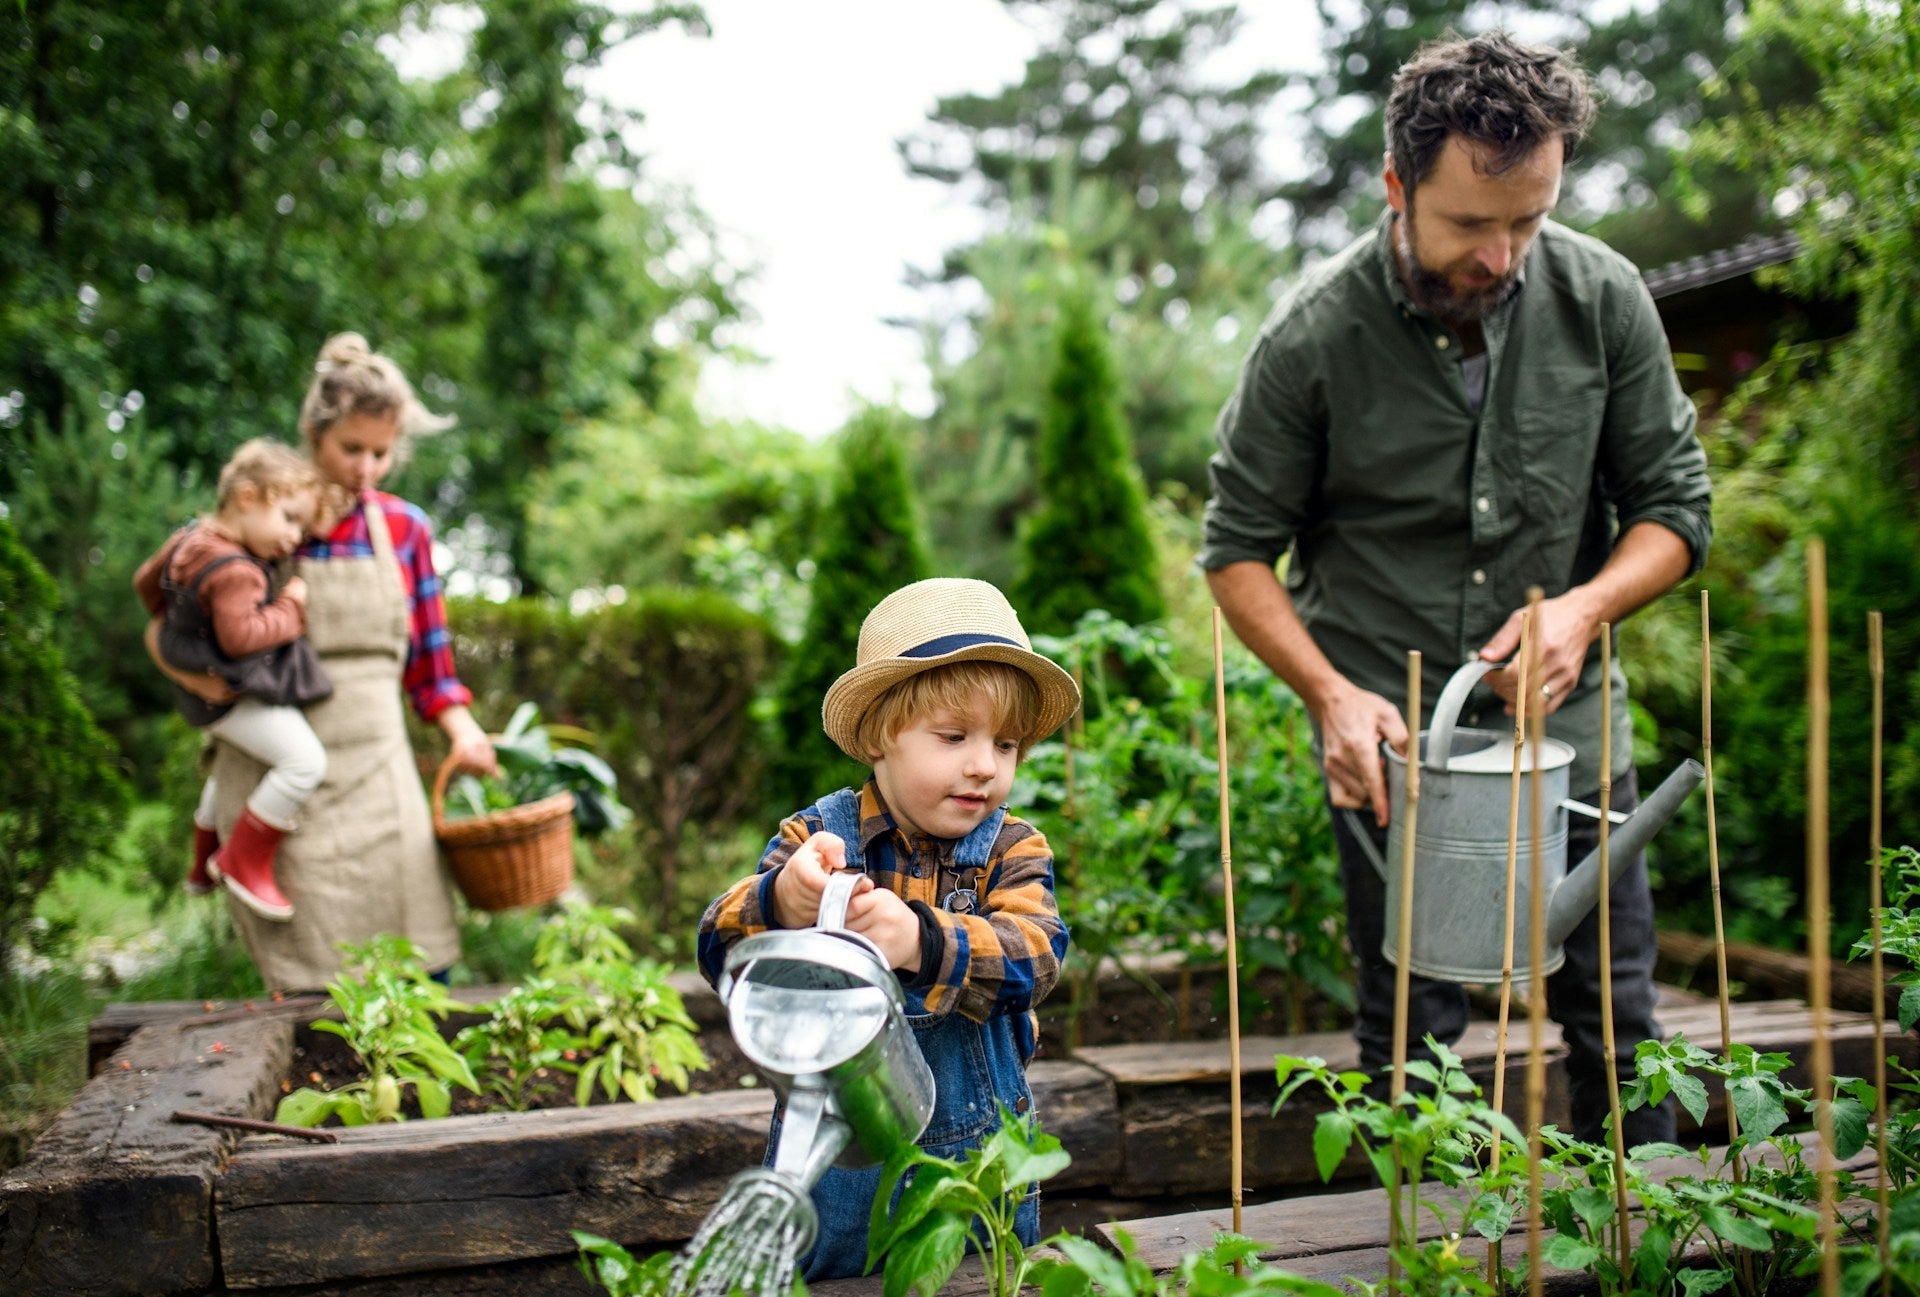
[1546,759,1705,947]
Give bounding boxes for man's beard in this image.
[1394,210,1519,326]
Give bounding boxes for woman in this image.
[151,333,499,989]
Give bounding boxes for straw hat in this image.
[822,579,1081,761]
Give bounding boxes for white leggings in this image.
[194,698,327,832]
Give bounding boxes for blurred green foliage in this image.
[1625,0,1920,945]
[0,516,128,979]
[1017,614,1349,1040]
[444,589,780,915]
[764,406,932,812]
[1012,285,1165,637]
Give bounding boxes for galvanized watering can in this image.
[717,870,936,1178]
[1343,658,1704,984]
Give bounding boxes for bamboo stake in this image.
[1388,650,1423,1294]
[1487,611,1531,1290]
[1702,593,1753,1296]
[1064,667,1083,1053]
[1806,538,1839,1297]
[1870,609,1889,1268]
[1212,609,1245,1242]
[1524,588,1547,1297]
[1597,626,1632,1275]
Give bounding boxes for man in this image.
[1199,32,1711,1146]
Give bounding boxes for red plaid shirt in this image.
[296,490,472,722]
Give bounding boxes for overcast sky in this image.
[401,2,1324,438]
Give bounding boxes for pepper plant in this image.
[274,935,478,1125]
[866,1101,1072,1297]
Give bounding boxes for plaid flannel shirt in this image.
[697,779,1066,1029]
[296,489,472,723]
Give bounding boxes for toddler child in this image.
[134,439,333,922]
[697,577,1081,1281]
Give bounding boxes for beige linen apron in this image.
[210,501,460,990]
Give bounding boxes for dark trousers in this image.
[1332,766,1676,1148]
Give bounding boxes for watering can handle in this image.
[816,870,861,933]
[1337,808,1392,881]
[1423,658,1505,771]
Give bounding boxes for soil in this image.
[278,965,1346,1121]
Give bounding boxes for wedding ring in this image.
[1540,684,1553,701]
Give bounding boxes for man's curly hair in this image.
[1385,31,1595,190]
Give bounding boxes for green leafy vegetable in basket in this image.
[445,702,632,837]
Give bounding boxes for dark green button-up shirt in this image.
[1199,214,1712,794]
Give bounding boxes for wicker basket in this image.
[431,751,575,911]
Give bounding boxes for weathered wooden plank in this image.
[1104,1131,1876,1275]
[217,1087,775,1288]
[0,1015,292,1297]
[214,1057,1113,1288]
[1659,929,1893,1017]
[1033,1061,1123,1190]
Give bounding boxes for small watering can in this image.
[1343,658,1704,984]
[717,870,936,1180]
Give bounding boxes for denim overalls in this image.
[773,787,1041,1281]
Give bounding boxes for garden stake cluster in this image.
[1486,609,1532,1288]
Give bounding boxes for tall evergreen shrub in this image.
[0,516,128,977]
[1011,289,1165,636]
[766,407,932,811]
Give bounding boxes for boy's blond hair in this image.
[853,660,1044,762]
[216,439,323,513]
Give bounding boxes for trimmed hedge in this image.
[444,590,781,908]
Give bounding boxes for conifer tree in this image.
[1012,289,1165,637]
[0,516,127,977]
[766,407,933,810]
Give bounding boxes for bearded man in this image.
[1200,32,1711,1147]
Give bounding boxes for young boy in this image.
[697,577,1080,1281]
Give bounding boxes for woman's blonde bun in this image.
[317,332,371,370]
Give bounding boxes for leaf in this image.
[1727,1074,1789,1140]
[1544,1234,1601,1271]
[1635,1221,1675,1286]
[1312,1110,1353,1183]
[274,1087,336,1127]
[881,1214,969,1297]
[1821,1096,1871,1159]
[1900,982,1920,1033]
[1569,1186,1618,1231]
[1678,1267,1735,1297]
[1469,1190,1516,1241]
[415,1076,451,1119]
[1700,1205,1774,1252]
[1671,1072,1711,1125]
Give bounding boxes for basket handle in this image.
[431,734,501,834]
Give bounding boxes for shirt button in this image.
[1436,335,1450,350]
[1476,497,1490,513]
[1472,569,1487,585]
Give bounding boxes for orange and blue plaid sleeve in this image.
[695,813,810,987]
[920,817,1066,1024]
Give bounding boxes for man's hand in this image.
[1478,592,1600,717]
[845,888,922,973]
[771,832,870,930]
[1319,683,1409,827]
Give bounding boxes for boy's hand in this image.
[282,576,309,609]
[772,832,869,929]
[845,888,923,974]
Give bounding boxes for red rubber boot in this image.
[210,809,295,921]
[186,824,220,895]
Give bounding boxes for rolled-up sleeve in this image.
[1601,281,1714,575]
[1197,330,1325,573]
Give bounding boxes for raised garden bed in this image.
[4,960,1906,1296]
